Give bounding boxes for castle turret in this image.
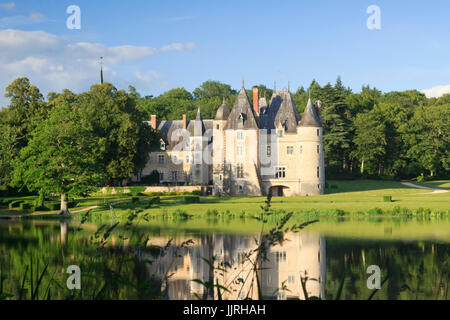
[213,98,230,195]
[297,97,325,195]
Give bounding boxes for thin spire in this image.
[222,96,226,105]
[288,81,290,92]
[242,77,245,89]
[274,80,276,92]
[100,57,104,84]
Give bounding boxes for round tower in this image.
[297,98,325,195]
[213,99,230,195]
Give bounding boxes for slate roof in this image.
[258,90,301,133]
[299,98,322,127]
[224,87,259,130]
[268,89,301,133]
[147,117,213,151]
[215,101,230,120]
[148,87,320,149]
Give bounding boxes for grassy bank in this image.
[1,180,449,219]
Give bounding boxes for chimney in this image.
[151,115,157,130]
[182,114,187,129]
[315,100,323,116]
[253,87,260,115]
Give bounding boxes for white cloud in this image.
[0,2,15,11]
[0,12,48,28]
[0,29,194,107]
[160,42,195,52]
[421,85,450,98]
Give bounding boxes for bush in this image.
[131,197,139,203]
[1,198,14,206]
[383,196,392,202]
[367,207,383,216]
[145,196,160,209]
[205,209,219,217]
[169,209,191,219]
[46,202,61,211]
[9,200,24,209]
[192,190,202,196]
[150,196,160,204]
[19,202,32,210]
[68,201,77,208]
[183,196,200,204]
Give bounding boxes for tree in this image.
[0,78,47,189]
[193,81,236,100]
[403,105,450,177]
[78,83,157,185]
[351,111,387,174]
[12,100,102,215]
[320,81,353,171]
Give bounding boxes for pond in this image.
[0,216,448,300]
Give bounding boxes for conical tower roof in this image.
[215,98,230,120]
[299,98,321,127]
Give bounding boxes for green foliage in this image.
[9,200,24,209]
[383,196,392,202]
[183,196,200,203]
[77,83,158,184]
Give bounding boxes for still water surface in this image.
[0,217,448,300]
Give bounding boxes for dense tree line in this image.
[0,78,159,214]
[136,77,449,179]
[0,77,449,212]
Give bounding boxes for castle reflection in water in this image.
[141,232,326,300]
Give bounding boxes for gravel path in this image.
[400,181,449,194]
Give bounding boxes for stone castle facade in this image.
[139,84,325,196]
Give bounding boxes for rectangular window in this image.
[275,167,286,179]
[317,129,320,136]
[237,145,243,156]
[267,145,271,156]
[277,130,283,137]
[171,171,178,181]
[159,172,164,181]
[300,145,303,154]
[185,155,190,163]
[238,184,244,192]
[317,145,320,154]
[158,154,165,164]
[237,131,244,140]
[317,166,320,178]
[287,146,294,155]
[236,164,244,178]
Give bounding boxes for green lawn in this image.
[1,180,449,218]
[80,180,450,218]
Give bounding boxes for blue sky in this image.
[1,0,450,106]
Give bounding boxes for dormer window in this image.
[160,141,166,150]
[238,113,245,128]
[237,131,244,140]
